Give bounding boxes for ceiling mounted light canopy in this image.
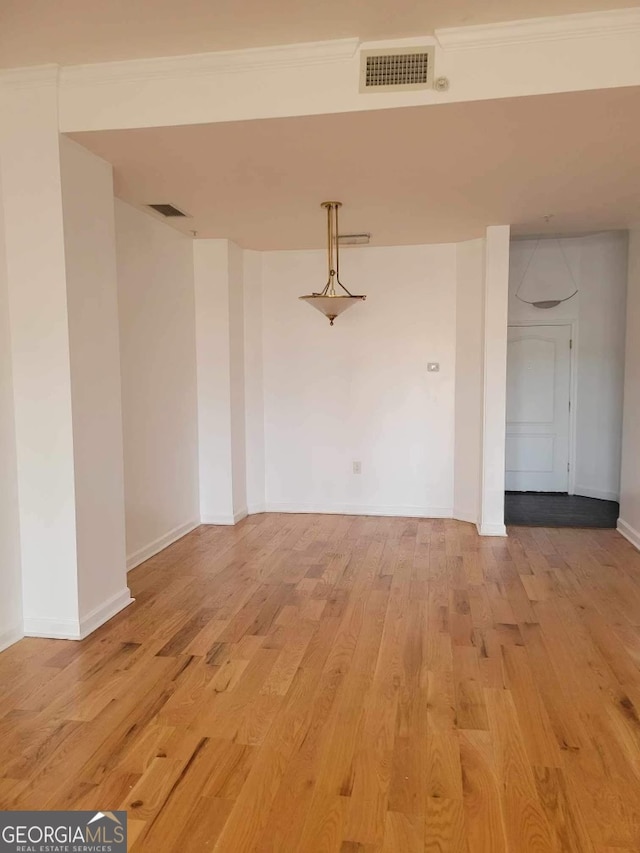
[515,237,578,309]
[299,201,366,325]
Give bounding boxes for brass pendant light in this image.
[299,201,366,325]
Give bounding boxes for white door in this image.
[505,324,572,492]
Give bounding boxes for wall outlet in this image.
[427,362,440,373]
[353,461,362,474]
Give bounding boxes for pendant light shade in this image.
[299,201,366,325]
[515,237,578,309]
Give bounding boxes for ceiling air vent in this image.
[359,47,434,93]
[147,203,190,217]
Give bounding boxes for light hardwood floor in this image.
[2,514,640,851]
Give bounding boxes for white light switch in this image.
[427,362,440,373]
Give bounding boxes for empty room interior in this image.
[2,1,640,851]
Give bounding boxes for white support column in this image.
[243,250,266,515]
[194,239,247,524]
[228,241,247,520]
[0,156,23,652]
[0,69,131,639]
[1,70,80,636]
[454,237,485,526]
[59,136,132,631]
[478,225,510,537]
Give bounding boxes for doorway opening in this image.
[504,233,627,529]
[505,321,620,527]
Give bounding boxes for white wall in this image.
[619,227,640,549]
[115,200,199,566]
[60,136,129,621]
[509,232,628,501]
[260,244,457,516]
[454,238,484,523]
[0,167,23,651]
[575,233,627,500]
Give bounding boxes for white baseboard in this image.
[262,502,453,519]
[617,518,640,551]
[79,588,135,638]
[201,507,249,526]
[24,587,135,640]
[201,514,235,525]
[200,507,250,526]
[453,508,478,525]
[0,624,24,654]
[574,485,620,502]
[24,588,135,640]
[23,615,82,640]
[126,519,200,570]
[477,522,508,537]
[247,502,266,515]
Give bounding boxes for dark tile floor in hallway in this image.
[505,491,619,528]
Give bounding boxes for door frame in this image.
[507,319,578,495]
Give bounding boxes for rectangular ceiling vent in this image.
[147,203,190,217]
[359,47,434,93]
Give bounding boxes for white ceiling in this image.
[1,0,637,68]
[70,87,640,250]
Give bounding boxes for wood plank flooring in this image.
[2,514,640,851]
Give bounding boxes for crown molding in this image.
[60,37,359,88]
[358,35,436,50]
[0,64,59,89]
[436,7,640,50]
[3,10,639,92]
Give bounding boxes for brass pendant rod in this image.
[320,200,358,298]
[332,202,339,294]
[322,201,339,296]
[326,202,334,295]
